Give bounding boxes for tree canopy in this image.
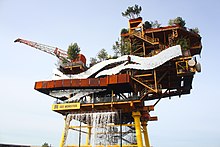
[122,4,142,19]
[97,48,108,61]
[168,17,186,27]
[42,142,49,147]
[120,28,128,35]
[90,57,98,66]
[112,29,131,57]
[67,43,81,60]
[143,21,152,29]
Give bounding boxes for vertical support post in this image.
[132,111,143,147]
[60,115,71,147]
[120,110,122,147]
[59,128,66,147]
[85,126,92,146]
[153,69,158,93]
[143,42,146,57]
[142,121,150,147]
[79,120,82,147]
[111,90,114,99]
[111,90,114,107]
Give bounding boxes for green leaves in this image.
[120,28,128,35]
[176,37,189,50]
[97,48,108,61]
[67,43,81,60]
[42,142,49,147]
[168,17,186,27]
[122,4,142,19]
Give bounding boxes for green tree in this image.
[42,142,49,147]
[176,37,189,50]
[97,48,108,61]
[122,4,142,19]
[90,57,98,66]
[168,17,186,27]
[174,17,186,27]
[121,36,131,55]
[120,28,128,35]
[67,43,80,60]
[168,19,174,26]
[190,27,200,34]
[151,20,161,28]
[143,21,152,29]
[112,41,120,57]
[112,37,130,57]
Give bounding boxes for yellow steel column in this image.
[132,111,143,147]
[85,126,92,145]
[59,130,65,147]
[142,121,150,147]
[59,122,66,147]
[60,116,71,147]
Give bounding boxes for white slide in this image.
[52,45,182,80]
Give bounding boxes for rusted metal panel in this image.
[100,77,107,86]
[81,79,89,87]
[46,81,54,88]
[142,105,154,111]
[35,81,43,89]
[89,78,99,87]
[55,80,63,88]
[42,81,48,88]
[71,54,86,65]
[149,116,158,121]
[71,79,80,87]
[117,74,129,83]
[108,75,117,84]
[63,79,71,87]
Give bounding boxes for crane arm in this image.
[14,38,70,62]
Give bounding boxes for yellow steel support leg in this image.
[60,116,71,147]
[85,126,92,145]
[59,127,65,147]
[59,124,66,147]
[132,111,143,147]
[142,121,150,147]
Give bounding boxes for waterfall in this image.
[70,111,118,146]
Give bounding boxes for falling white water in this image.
[71,111,118,146]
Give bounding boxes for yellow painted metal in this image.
[131,77,157,93]
[65,145,138,147]
[153,69,158,93]
[85,126,92,145]
[60,129,65,147]
[52,103,80,111]
[175,59,196,75]
[60,117,70,147]
[134,73,153,78]
[132,111,143,147]
[142,122,150,147]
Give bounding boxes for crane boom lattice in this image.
[14,38,69,62]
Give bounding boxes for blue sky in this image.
[1,0,220,146]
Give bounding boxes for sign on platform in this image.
[52,103,80,111]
